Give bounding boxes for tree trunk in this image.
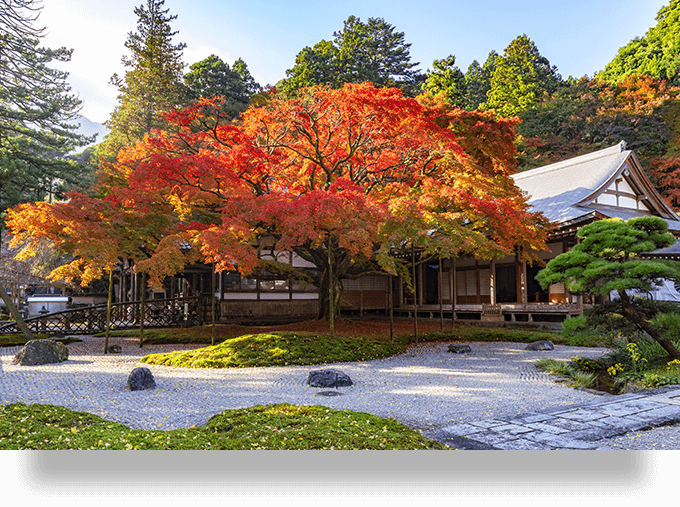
[139,271,146,348]
[211,263,216,346]
[328,235,334,338]
[412,243,418,345]
[617,290,680,360]
[317,269,343,321]
[0,284,34,340]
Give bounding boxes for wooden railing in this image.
[0,296,204,335]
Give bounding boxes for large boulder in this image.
[13,339,69,366]
[307,369,353,388]
[526,340,555,351]
[448,344,472,354]
[127,367,156,391]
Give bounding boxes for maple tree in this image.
[99,83,548,321]
[6,83,549,328]
[6,188,180,348]
[516,75,678,164]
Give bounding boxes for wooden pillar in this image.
[450,258,456,329]
[490,259,496,305]
[521,261,528,305]
[360,276,364,317]
[438,258,444,331]
[475,261,481,305]
[417,262,424,307]
[388,274,394,343]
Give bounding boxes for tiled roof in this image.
[511,141,680,256]
[511,141,630,223]
[512,141,680,229]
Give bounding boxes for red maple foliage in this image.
[7,83,550,319]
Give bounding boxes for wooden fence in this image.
[0,296,204,335]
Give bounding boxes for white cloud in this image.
[38,0,135,123]
[183,44,235,68]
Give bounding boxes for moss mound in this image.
[0,402,447,450]
[140,331,405,368]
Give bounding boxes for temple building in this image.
[114,141,680,324]
[337,141,680,323]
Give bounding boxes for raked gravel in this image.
[0,336,614,431]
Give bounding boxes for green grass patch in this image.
[535,358,597,389]
[0,403,447,450]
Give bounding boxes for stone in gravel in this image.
[307,369,353,388]
[127,367,156,391]
[526,340,554,351]
[107,345,122,354]
[448,344,472,354]
[13,339,68,366]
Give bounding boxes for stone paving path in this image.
[424,386,680,449]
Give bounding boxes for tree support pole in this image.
[104,268,113,354]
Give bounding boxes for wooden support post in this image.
[389,274,394,344]
[490,259,496,305]
[438,258,444,331]
[412,244,418,345]
[451,258,456,330]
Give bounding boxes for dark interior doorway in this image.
[495,265,517,303]
[526,266,549,303]
[425,262,439,305]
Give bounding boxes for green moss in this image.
[0,403,448,450]
[140,331,406,368]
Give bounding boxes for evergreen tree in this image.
[485,35,561,118]
[185,56,246,102]
[99,0,186,163]
[463,51,498,110]
[184,55,261,119]
[537,217,680,360]
[283,16,421,96]
[232,58,261,96]
[0,0,91,214]
[599,0,680,85]
[421,55,466,108]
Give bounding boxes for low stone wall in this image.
[219,299,319,322]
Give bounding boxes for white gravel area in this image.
[594,424,680,449]
[1,335,614,433]
[5,335,680,449]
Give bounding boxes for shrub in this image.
[652,312,680,344]
[561,315,610,347]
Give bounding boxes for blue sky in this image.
[38,0,669,123]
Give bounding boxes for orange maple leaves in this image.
[6,83,549,290]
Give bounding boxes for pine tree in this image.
[463,51,498,110]
[99,0,186,163]
[283,16,421,96]
[0,0,91,214]
[421,55,467,108]
[536,217,680,360]
[485,35,561,118]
